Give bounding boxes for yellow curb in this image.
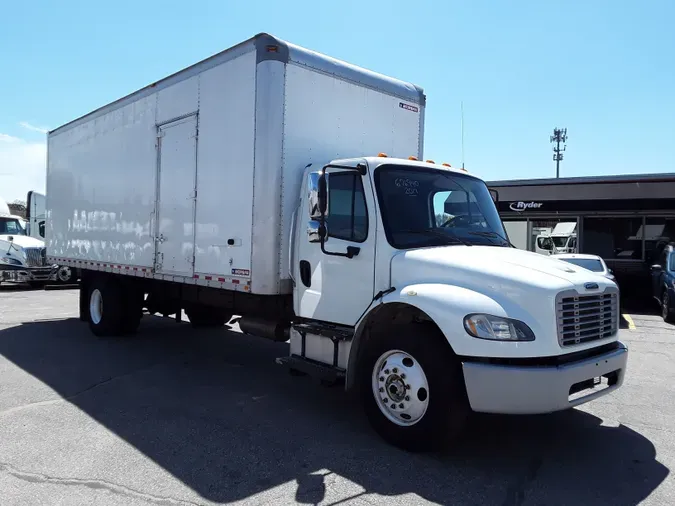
[622,314,636,330]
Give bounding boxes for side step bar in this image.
[276,355,346,384]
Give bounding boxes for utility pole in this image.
[550,127,568,178]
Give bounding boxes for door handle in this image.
[299,260,311,288]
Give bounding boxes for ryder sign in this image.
[509,201,544,212]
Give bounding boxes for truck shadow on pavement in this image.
[0,316,669,505]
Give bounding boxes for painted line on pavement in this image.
[622,314,636,330]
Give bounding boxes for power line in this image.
[550,127,568,178]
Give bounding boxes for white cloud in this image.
[0,133,46,203]
[0,133,22,143]
[19,121,49,134]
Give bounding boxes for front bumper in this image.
[462,342,628,414]
[0,265,57,283]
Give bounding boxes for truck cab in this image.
[0,204,54,286]
[287,156,627,450]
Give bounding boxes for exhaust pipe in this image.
[238,317,289,342]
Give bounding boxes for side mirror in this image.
[307,172,322,220]
[651,264,662,272]
[318,173,329,216]
[7,236,13,242]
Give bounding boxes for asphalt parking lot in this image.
[0,287,673,506]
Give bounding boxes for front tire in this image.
[359,324,469,452]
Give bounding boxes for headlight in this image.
[0,257,23,266]
[463,314,535,341]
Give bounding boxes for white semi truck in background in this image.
[26,191,76,283]
[46,33,628,451]
[0,197,54,286]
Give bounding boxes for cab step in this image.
[276,355,346,385]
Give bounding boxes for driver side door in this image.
[293,167,376,326]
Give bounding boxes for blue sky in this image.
[1,0,673,201]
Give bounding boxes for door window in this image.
[326,173,368,242]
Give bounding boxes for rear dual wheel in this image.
[84,276,143,336]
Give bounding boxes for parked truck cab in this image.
[0,199,54,286]
[284,156,627,449]
[45,33,628,452]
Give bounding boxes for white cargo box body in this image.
[47,33,425,295]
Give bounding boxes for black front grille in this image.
[556,291,619,347]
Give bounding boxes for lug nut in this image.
[383,398,388,403]
[399,403,404,408]
[384,369,390,374]
[400,373,406,379]
[379,387,384,392]
[406,384,411,390]
[391,404,396,409]
[379,376,384,382]
[393,368,398,373]
[405,396,410,401]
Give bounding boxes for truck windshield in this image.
[552,236,570,248]
[374,165,508,249]
[0,217,26,235]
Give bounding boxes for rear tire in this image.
[87,277,126,336]
[359,324,469,452]
[185,304,231,328]
[79,282,89,322]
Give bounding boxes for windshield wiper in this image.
[467,230,515,247]
[396,228,472,246]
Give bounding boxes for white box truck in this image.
[46,33,628,451]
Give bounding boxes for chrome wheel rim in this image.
[371,349,429,427]
[90,289,103,325]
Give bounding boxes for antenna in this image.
[550,127,568,178]
[461,101,465,170]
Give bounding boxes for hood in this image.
[0,234,45,249]
[390,245,616,296]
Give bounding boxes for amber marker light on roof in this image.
[378,153,388,157]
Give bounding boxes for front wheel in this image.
[359,324,469,452]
